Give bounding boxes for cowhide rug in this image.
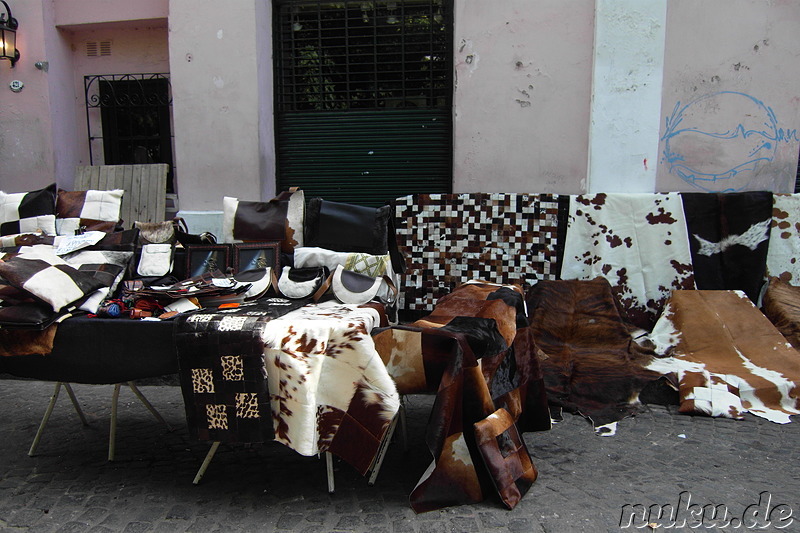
[176,299,399,478]
[762,277,800,350]
[767,193,800,284]
[681,191,772,302]
[526,278,664,434]
[646,290,800,423]
[560,193,696,330]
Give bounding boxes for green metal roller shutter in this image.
[273,0,453,207]
[276,109,451,206]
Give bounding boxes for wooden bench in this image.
[74,164,169,228]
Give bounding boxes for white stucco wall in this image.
[657,0,800,193]
[168,0,268,211]
[588,0,667,193]
[452,0,594,194]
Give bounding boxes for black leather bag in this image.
[304,198,392,256]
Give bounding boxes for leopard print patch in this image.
[218,316,250,332]
[191,368,215,393]
[221,355,244,381]
[206,404,228,429]
[235,393,260,419]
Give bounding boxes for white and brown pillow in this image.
[56,189,124,236]
[0,247,105,311]
[63,249,134,313]
[0,183,57,236]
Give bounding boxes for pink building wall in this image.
[0,0,55,193]
[657,0,800,193]
[0,0,798,206]
[452,0,595,194]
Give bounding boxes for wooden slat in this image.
[73,164,169,229]
[120,166,134,228]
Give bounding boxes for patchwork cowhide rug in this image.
[560,193,696,330]
[372,281,550,513]
[646,290,800,423]
[525,278,664,435]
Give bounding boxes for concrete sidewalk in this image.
[1,379,798,532]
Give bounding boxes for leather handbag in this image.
[223,187,304,252]
[330,264,397,306]
[276,266,329,300]
[304,198,392,255]
[135,218,216,247]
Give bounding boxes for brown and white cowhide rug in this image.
[560,193,696,330]
[261,301,400,475]
[762,277,800,350]
[646,290,800,423]
[767,193,800,284]
[526,278,665,435]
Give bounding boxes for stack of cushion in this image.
[0,183,131,323]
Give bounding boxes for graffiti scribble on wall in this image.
[661,91,798,192]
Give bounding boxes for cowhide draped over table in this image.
[373,281,551,513]
[175,299,400,478]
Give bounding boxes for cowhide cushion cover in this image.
[0,245,106,312]
[55,189,123,236]
[647,290,800,423]
[222,188,305,253]
[560,193,696,330]
[0,184,57,237]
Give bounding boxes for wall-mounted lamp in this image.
[0,1,19,68]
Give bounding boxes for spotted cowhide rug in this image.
[560,193,696,330]
[646,290,800,423]
[526,278,664,434]
[767,193,800,284]
[372,281,550,513]
[681,191,772,302]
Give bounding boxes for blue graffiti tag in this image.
[661,91,798,192]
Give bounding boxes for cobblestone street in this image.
[1,380,798,532]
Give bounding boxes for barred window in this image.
[274,0,452,112]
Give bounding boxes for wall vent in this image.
[86,41,112,57]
